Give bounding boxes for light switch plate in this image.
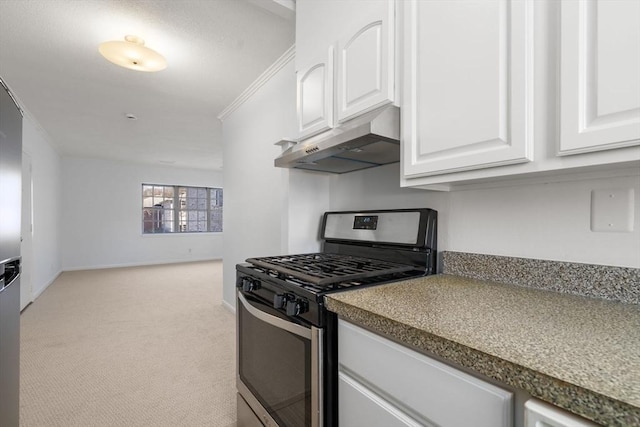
[590,188,635,232]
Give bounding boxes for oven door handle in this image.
[238,292,312,339]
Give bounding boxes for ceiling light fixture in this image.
[99,35,167,72]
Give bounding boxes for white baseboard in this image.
[62,257,222,272]
[32,270,62,300]
[222,299,236,314]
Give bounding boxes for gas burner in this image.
[246,253,417,287]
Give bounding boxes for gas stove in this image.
[236,256,428,328]
[236,208,437,427]
[237,209,437,326]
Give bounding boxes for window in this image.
[142,184,223,234]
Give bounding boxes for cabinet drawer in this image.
[525,398,598,427]
[338,320,512,427]
[339,372,425,427]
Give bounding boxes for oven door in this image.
[237,291,322,427]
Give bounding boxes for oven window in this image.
[238,297,311,426]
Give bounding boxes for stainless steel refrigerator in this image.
[0,77,22,427]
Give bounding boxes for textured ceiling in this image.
[0,0,295,171]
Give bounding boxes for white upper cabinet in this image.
[295,0,396,139]
[559,0,640,155]
[336,1,395,123]
[402,0,534,178]
[297,47,334,140]
[400,0,640,190]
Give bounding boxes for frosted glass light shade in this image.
[99,35,167,72]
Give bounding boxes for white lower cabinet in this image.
[339,372,425,427]
[524,398,598,427]
[338,320,513,427]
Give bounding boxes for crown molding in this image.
[217,44,295,121]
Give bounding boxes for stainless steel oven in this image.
[237,292,322,427]
[236,208,437,427]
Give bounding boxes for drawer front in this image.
[525,398,598,427]
[339,372,426,427]
[338,320,513,427]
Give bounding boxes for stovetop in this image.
[237,209,437,327]
[246,253,417,287]
[237,257,428,325]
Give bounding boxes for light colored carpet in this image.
[19,261,237,427]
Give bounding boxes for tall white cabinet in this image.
[559,0,640,155]
[402,0,534,178]
[296,0,396,139]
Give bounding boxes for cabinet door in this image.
[402,0,534,178]
[336,0,395,123]
[297,47,334,140]
[559,0,640,155]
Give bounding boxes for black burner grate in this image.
[246,253,416,287]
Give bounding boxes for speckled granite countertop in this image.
[325,274,640,426]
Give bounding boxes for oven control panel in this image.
[236,269,316,325]
[237,277,260,293]
[273,293,308,316]
[322,209,437,246]
[353,215,378,230]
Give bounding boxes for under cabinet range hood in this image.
[275,105,400,174]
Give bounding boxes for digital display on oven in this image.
[353,215,378,230]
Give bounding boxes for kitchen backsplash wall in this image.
[330,163,640,269]
[446,172,640,268]
[328,162,451,245]
[284,169,330,253]
[443,251,639,304]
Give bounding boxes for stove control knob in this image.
[286,298,308,316]
[273,293,288,309]
[235,276,244,288]
[242,278,260,292]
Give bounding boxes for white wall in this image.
[21,115,63,298]
[284,169,331,254]
[329,163,450,263]
[330,164,640,268]
[61,157,223,270]
[447,172,640,268]
[221,51,331,309]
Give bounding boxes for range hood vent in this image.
[275,105,400,174]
